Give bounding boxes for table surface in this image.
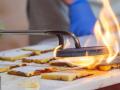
[1,35,120,90]
[1,69,120,90]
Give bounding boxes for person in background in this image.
[27,0,96,44]
[0,0,119,50]
[0,0,28,51]
[64,0,96,36]
[28,0,68,44]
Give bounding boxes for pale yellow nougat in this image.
[0,65,10,72]
[23,52,54,64]
[41,70,94,81]
[22,45,55,55]
[0,50,33,61]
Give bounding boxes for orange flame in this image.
[54,0,120,67]
[53,45,62,58]
[94,0,120,63]
[66,55,105,68]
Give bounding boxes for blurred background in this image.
[0,0,120,51]
[0,0,28,51]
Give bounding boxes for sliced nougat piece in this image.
[0,65,10,72]
[0,61,27,69]
[8,66,56,77]
[97,64,120,71]
[96,56,120,71]
[41,70,93,81]
[22,45,55,55]
[49,60,75,67]
[0,50,33,61]
[22,52,54,64]
[41,72,77,81]
[49,57,97,67]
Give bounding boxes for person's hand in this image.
[63,0,73,5]
[64,0,88,5]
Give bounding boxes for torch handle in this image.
[0,30,81,49]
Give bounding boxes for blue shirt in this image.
[69,0,96,36]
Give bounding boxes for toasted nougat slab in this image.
[8,66,56,77]
[22,45,55,55]
[41,70,94,81]
[49,59,80,67]
[97,64,120,71]
[41,72,77,81]
[49,57,99,67]
[0,50,33,61]
[22,52,54,64]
